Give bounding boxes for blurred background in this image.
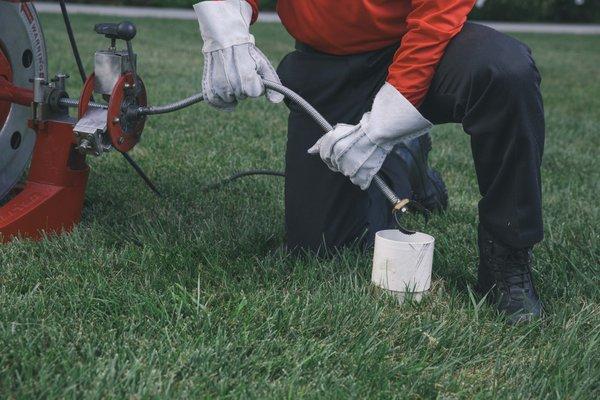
[38,0,600,23]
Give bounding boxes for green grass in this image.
[1,14,599,399]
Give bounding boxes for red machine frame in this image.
[0,44,89,242]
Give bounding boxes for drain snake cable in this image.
[130,81,403,207]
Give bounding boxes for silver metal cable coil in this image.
[58,97,108,109]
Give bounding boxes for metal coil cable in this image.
[263,81,400,206]
[58,97,108,109]
[263,81,332,132]
[134,92,204,116]
[138,82,401,205]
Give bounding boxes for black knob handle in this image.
[94,21,137,41]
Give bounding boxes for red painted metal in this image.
[0,47,13,127]
[78,72,147,153]
[0,76,34,107]
[0,73,96,242]
[0,119,89,242]
[108,72,147,153]
[0,47,34,108]
[77,73,96,119]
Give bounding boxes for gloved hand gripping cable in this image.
[261,81,431,235]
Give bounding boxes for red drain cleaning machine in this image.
[0,1,421,242]
[0,1,152,241]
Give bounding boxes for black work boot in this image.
[476,225,543,324]
[394,133,448,212]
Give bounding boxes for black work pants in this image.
[277,22,545,252]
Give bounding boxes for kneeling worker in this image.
[194,0,545,324]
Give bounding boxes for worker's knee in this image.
[468,31,541,99]
[480,54,539,93]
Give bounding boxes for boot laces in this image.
[488,248,532,293]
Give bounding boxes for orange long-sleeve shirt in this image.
[246,0,475,106]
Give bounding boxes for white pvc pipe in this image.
[371,230,435,303]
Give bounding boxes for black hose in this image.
[204,170,285,191]
[121,152,162,197]
[58,0,87,84]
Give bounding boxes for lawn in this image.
[1,13,599,399]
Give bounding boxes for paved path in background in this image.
[35,3,600,34]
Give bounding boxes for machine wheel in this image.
[0,2,48,199]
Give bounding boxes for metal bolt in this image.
[113,117,120,124]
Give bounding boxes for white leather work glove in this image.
[308,83,433,190]
[194,0,284,110]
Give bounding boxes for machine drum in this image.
[0,2,48,199]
